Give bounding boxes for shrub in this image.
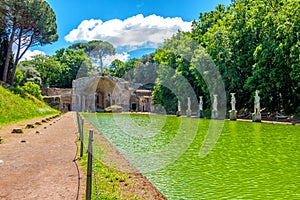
[13,68,24,87]
[21,82,42,100]
[104,105,123,113]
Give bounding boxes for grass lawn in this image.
[0,86,59,126]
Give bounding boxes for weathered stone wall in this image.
[42,88,72,96]
[42,88,72,112]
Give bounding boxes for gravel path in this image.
[0,112,83,200]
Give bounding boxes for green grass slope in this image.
[0,85,59,126]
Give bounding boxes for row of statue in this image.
[177,90,261,122]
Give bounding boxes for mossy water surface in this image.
[84,113,300,199]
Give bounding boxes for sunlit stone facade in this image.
[71,75,153,112]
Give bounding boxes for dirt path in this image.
[0,112,83,200]
[0,112,166,200]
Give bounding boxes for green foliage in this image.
[0,0,58,84]
[152,33,209,114]
[191,0,300,114]
[53,48,94,88]
[0,85,58,126]
[235,0,300,113]
[107,57,157,86]
[20,82,42,100]
[108,59,128,78]
[18,63,42,86]
[20,49,94,88]
[22,54,66,87]
[150,0,300,115]
[152,84,177,114]
[13,68,23,87]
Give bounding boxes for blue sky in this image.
[26,0,231,63]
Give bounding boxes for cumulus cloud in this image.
[103,52,130,67]
[65,14,192,50]
[20,50,46,61]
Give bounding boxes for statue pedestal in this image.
[252,112,261,122]
[212,110,218,119]
[186,109,192,117]
[229,110,237,120]
[199,110,204,118]
[176,111,182,117]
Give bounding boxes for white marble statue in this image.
[187,97,191,110]
[213,95,218,111]
[230,93,236,111]
[178,100,181,112]
[254,90,260,113]
[199,96,203,111]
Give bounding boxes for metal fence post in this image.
[80,118,84,157]
[86,130,93,200]
[77,112,81,133]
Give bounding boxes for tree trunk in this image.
[9,31,32,85]
[2,25,15,83]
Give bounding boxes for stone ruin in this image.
[71,75,153,112]
[42,88,72,113]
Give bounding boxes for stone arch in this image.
[72,75,133,112]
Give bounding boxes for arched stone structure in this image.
[72,75,151,112]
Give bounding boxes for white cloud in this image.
[103,52,130,67]
[20,50,46,61]
[65,14,192,50]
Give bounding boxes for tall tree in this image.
[0,0,58,84]
[0,13,13,80]
[0,29,10,80]
[69,40,115,73]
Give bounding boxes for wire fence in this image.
[77,112,100,200]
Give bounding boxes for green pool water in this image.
[84,113,300,199]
